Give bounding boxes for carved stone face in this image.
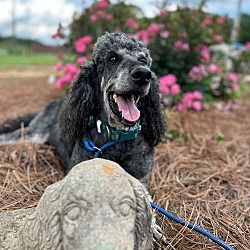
[18,159,152,250]
[59,160,137,250]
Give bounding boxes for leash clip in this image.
[92,146,102,155]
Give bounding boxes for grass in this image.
[0,54,58,69]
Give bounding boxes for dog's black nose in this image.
[131,67,152,83]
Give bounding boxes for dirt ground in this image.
[0,66,64,123]
[0,66,249,249]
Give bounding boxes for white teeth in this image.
[135,96,140,104]
[131,95,135,102]
[113,93,118,103]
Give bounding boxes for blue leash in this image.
[83,139,236,250]
[83,140,119,158]
[150,202,236,250]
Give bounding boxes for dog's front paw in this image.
[151,216,168,249]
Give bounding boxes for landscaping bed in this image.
[0,67,249,249]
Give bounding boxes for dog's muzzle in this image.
[131,67,152,85]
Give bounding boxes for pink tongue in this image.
[117,95,140,122]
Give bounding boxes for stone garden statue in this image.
[0,159,153,249]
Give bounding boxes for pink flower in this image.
[64,63,79,75]
[159,74,178,94]
[245,42,250,49]
[232,83,239,91]
[74,36,92,53]
[55,76,67,88]
[126,18,139,29]
[97,0,109,9]
[177,103,186,112]
[97,10,105,17]
[192,101,202,111]
[90,15,98,22]
[76,57,87,64]
[182,43,190,51]
[51,24,64,39]
[202,19,210,25]
[81,35,92,44]
[199,64,208,76]
[64,74,75,82]
[160,85,170,94]
[195,45,210,63]
[74,41,86,53]
[148,23,161,36]
[193,91,203,99]
[86,7,93,12]
[160,74,177,86]
[54,63,63,71]
[137,30,149,44]
[55,74,75,88]
[51,31,64,39]
[105,13,113,20]
[212,34,223,43]
[184,92,193,101]
[229,73,238,83]
[207,64,218,73]
[179,32,188,38]
[188,65,208,82]
[178,91,203,111]
[216,17,225,24]
[160,31,170,39]
[175,40,183,49]
[170,84,181,95]
[174,40,189,51]
[159,10,168,18]
[211,82,219,90]
[201,46,210,62]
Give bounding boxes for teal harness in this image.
[83,116,141,157]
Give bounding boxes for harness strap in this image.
[89,116,141,142]
[83,117,141,157]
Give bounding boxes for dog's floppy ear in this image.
[138,73,166,146]
[59,62,99,143]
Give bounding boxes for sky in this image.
[0,0,249,45]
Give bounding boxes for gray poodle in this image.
[0,32,166,186]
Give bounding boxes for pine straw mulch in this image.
[149,94,250,249]
[0,142,64,211]
[0,68,249,249]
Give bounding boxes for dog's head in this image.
[93,32,153,129]
[60,32,166,145]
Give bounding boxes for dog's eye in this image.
[108,55,118,64]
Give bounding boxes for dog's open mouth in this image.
[108,92,140,127]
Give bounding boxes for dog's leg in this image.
[0,99,63,145]
[0,113,37,134]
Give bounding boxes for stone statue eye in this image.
[63,201,89,221]
[66,206,80,220]
[118,198,135,217]
[120,202,132,217]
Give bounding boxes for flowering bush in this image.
[53,0,245,111]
